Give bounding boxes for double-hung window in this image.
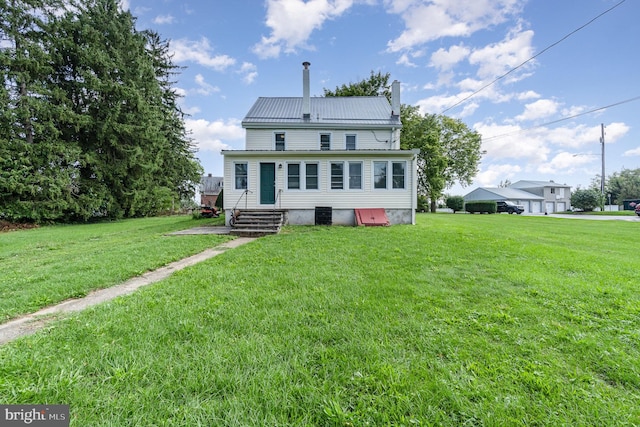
[392,162,406,189]
[348,162,362,190]
[346,134,356,150]
[235,163,248,190]
[306,163,319,190]
[287,163,300,189]
[373,161,387,189]
[275,132,285,151]
[330,162,343,189]
[320,133,331,151]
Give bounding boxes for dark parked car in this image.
[635,205,640,217]
[496,201,525,214]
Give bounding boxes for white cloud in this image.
[515,99,559,122]
[397,53,417,67]
[253,0,355,59]
[516,90,540,101]
[474,163,522,187]
[238,62,258,84]
[430,44,470,71]
[538,151,592,175]
[604,122,630,143]
[623,147,640,157]
[194,74,220,95]
[185,118,244,152]
[153,14,175,25]
[385,0,523,52]
[171,38,236,71]
[118,0,129,11]
[475,122,550,163]
[468,27,534,81]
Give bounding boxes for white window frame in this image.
[234,162,248,190]
[348,161,363,190]
[330,161,344,190]
[275,132,285,151]
[305,162,319,190]
[320,133,331,151]
[346,134,356,150]
[392,161,406,189]
[373,161,387,190]
[287,162,300,190]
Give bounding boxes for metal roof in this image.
[510,180,571,189]
[464,187,545,201]
[242,97,401,128]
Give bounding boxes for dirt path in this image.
[0,237,255,346]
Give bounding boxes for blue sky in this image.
[121,0,639,195]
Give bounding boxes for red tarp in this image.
[355,208,390,226]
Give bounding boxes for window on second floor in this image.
[346,134,356,150]
[320,133,331,151]
[275,132,285,151]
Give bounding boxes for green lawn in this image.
[1,214,639,426]
[0,215,231,321]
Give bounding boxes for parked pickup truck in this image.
[496,201,525,214]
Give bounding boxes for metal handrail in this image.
[273,188,282,211]
[233,189,251,211]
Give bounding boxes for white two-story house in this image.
[222,63,418,226]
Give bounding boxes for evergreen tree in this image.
[0,0,80,222]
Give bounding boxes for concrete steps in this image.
[230,210,285,237]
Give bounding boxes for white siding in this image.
[223,153,415,211]
[246,128,398,151]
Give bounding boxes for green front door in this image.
[260,163,276,204]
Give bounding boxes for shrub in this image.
[215,189,224,209]
[417,195,429,212]
[465,201,497,214]
[571,188,602,212]
[446,196,465,213]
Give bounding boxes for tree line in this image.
[1,0,202,223]
[323,71,483,212]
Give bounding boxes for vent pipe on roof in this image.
[302,61,311,120]
[391,80,400,118]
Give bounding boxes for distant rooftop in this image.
[510,180,571,189]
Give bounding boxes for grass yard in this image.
[1,214,639,426]
[0,215,230,321]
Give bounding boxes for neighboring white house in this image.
[222,62,419,226]
[463,180,572,213]
[508,180,572,213]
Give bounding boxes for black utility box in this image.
[315,206,332,225]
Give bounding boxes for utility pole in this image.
[600,123,605,196]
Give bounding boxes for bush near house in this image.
[446,195,465,213]
[465,200,497,214]
[417,195,429,212]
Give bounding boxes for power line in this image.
[440,0,627,114]
[481,95,640,142]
